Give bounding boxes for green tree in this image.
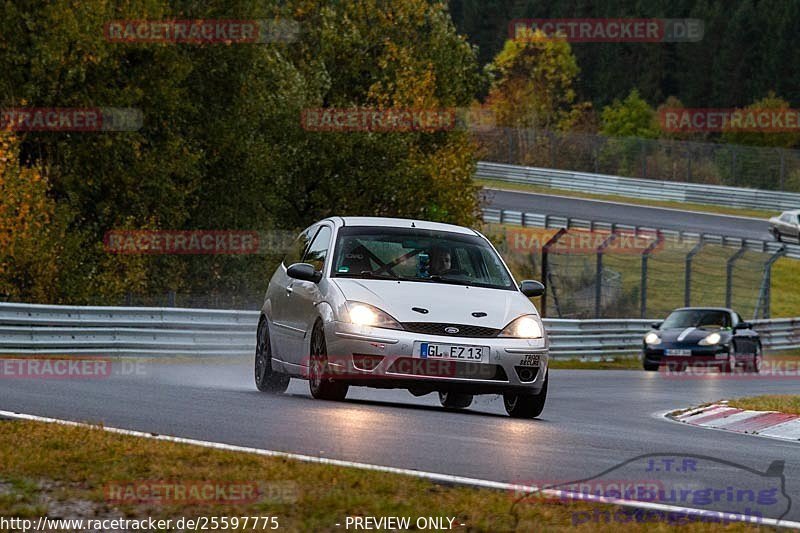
[601,89,660,139]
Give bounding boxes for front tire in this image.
[308,321,349,401]
[746,344,763,373]
[503,373,547,419]
[255,318,290,393]
[721,351,737,373]
[643,359,660,371]
[438,392,473,409]
[772,228,783,242]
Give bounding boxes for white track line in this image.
[484,186,771,222]
[1,409,798,529]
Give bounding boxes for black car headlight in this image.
[644,332,661,345]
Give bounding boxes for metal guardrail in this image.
[0,303,796,359]
[477,161,800,211]
[481,207,800,260]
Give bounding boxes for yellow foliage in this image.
[0,131,62,301]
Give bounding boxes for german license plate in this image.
[666,349,692,356]
[416,342,487,362]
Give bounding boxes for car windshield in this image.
[331,226,514,290]
[661,309,732,330]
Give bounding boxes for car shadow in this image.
[279,391,550,422]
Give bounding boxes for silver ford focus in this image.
[255,217,549,418]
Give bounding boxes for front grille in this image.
[402,322,500,338]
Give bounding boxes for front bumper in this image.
[324,321,548,395]
[643,343,731,367]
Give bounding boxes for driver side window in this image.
[283,226,316,267]
[303,226,332,272]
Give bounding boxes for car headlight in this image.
[499,315,543,339]
[345,301,402,330]
[645,332,661,345]
[698,332,721,346]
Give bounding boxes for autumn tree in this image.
[0,132,62,301]
[485,29,588,131]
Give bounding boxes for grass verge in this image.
[549,357,640,370]
[478,179,776,220]
[0,419,757,531]
[726,395,800,416]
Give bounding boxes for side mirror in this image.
[519,280,545,298]
[651,321,662,330]
[736,321,753,330]
[286,263,322,283]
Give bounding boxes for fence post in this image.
[686,151,692,182]
[167,290,176,307]
[753,247,786,319]
[684,237,704,307]
[725,245,747,309]
[779,150,786,191]
[540,228,568,318]
[596,233,618,318]
[640,139,647,178]
[640,232,664,318]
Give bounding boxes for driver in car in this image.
[429,247,452,275]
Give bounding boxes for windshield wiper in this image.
[428,275,473,286]
[344,271,399,280]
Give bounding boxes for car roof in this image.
[322,216,478,236]
[671,307,735,314]
[781,209,800,215]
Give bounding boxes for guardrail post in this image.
[640,232,663,318]
[684,237,705,307]
[541,228,568,318]
[725,245,747,309]
[167,290,176,307]
[596,232,618,318]
[753,247,786,319]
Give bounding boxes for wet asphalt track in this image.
[1,358,799,523]
[484,188,773,242]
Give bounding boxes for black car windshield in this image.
[661,309,732,330]
[331,226,515,290]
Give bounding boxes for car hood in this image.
[331,278,537,329]
[658,327,731,344]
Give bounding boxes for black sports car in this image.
[642,307,762,373]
